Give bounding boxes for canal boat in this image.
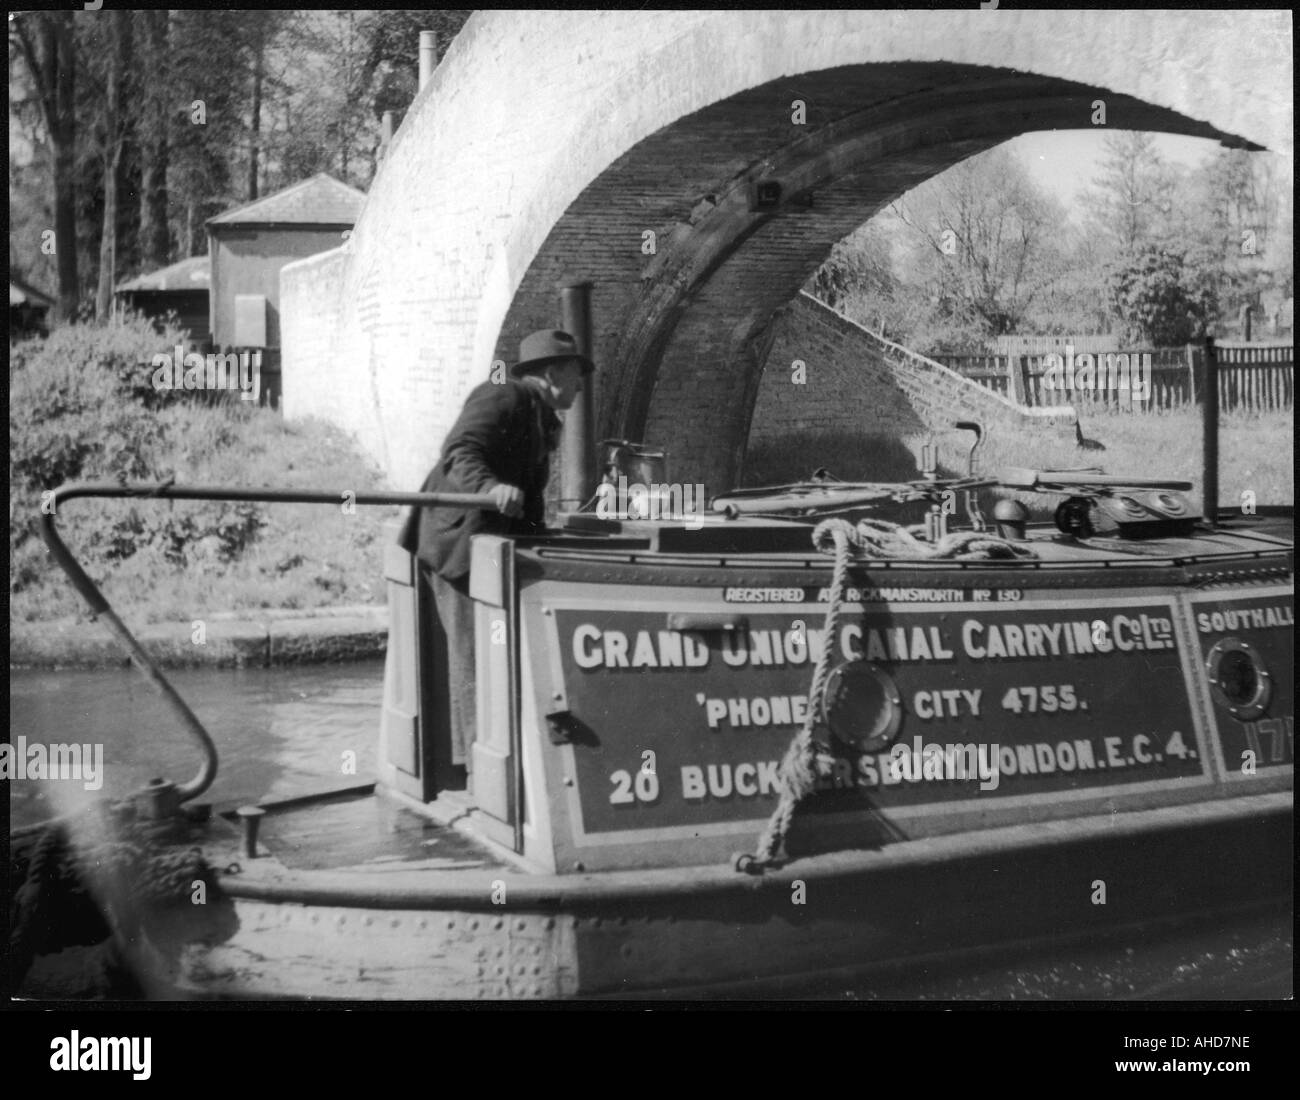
[14,413,1293,1000]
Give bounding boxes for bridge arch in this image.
[281,9,1290,494]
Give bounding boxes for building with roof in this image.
[10,277,55,337]
[207,172,366,404]
[115,255,212,350]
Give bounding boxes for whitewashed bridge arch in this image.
[281,9,1291,493]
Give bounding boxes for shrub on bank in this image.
[10,318,395,624]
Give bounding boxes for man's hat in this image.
[512,329,596,378]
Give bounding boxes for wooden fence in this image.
[933,342,1293,413]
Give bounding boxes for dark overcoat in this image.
[396,378,560,582]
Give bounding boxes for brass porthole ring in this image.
[821,660,904,753]
[1205,636,1272,721]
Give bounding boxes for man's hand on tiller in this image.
[490,482,525,518]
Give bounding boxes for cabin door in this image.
[380,537,464,801]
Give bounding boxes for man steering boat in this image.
[397,329,595,772]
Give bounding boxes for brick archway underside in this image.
[496,64,1251,492]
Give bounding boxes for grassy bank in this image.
[742,405,1293,520]
[10,321,399,626]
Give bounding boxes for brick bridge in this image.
[281,9,1291,496]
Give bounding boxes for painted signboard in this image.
[549,596,1208,841]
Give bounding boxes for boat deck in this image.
[247,788,513,874]
[543,510,1292,567]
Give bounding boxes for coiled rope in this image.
[846,518,1036,561]
[9,807,212,989]
[739,516,1034,871]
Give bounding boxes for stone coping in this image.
[10,604,390,670]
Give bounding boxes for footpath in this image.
[10,604,389,669]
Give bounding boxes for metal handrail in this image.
[37,481,497,804]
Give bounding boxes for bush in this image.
[8,317,269,593]
[10,318,396,624]
[1106,245,1218,346]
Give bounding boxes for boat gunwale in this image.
[513,551,1294,594]
[515,527,1294,582]
[213,788,1292,910]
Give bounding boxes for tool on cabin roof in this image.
[998,467,1198,539]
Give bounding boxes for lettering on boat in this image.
[551,599,1210,839]
[720,586,1025,603]
[1196,604,1293,632]
[569,611,1176,670]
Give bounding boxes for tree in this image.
[282,11,376,187]
[1184,149,1292,332]
[135,11,172,271]
[10,11,80,322]
[262,12,365,190]
[353,12,472,129]
[807,219,897,313]
[166,10,250,254]
[9,8,481,314]
[888,148,1070,349]
[807,148,1075,353]
[233,11,297,200]
[1106,244,1217,345]
[1079,131,1183,259]
[86,10,133,320]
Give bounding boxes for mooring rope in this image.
[739,516,1035,871]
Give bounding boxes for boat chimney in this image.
[559,281,597,512]
[419,31,437,91]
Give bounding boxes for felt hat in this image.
[512,329,595,378]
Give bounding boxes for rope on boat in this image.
[739,517,1035,871]
[847,518,1037,561]
[9,823,71,986]
[742,520,852,870]
[9,806,212,989]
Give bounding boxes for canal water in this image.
[9,661,384,829]
[8,663,1291,1000]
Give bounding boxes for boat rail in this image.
[34,482,497,815]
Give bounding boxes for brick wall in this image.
[750,293,1076,447]
[750,295,924,443]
